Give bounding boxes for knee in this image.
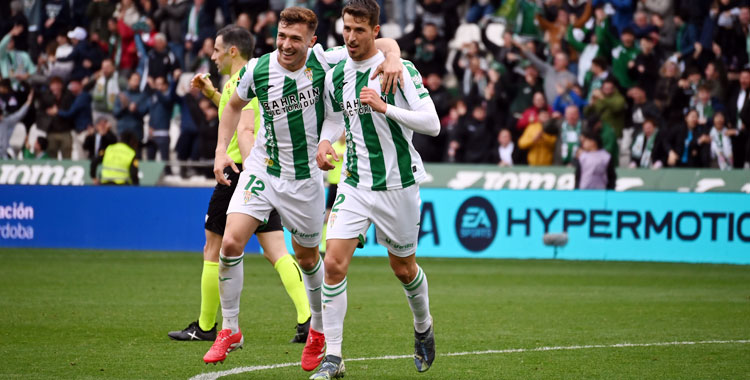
[323,254,347,283]
[221,234,244,256]
[391,262,417,284]
[294,247,318,271]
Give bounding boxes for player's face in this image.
[212,36,232,75]
[342,13,379,61]
[276,22,316,71]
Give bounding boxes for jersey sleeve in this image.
[320,69,345,143]
[318,44,349,70]
[400,60,431,110]
[236,58,258,101]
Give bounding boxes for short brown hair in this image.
[279,7,318,32]
[342,0,380,27]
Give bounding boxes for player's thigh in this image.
[326,183,372,242]
[226,166,275,226]
[373,185,421,257]
[275,176,326,248]
[223,212,263,256]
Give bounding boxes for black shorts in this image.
[325,183,339,209]
[204,165,283,236]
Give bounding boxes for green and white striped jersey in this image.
[323,52,432,191]
[236,44,348,179]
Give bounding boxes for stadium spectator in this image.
[552,80,586,115]
[86,0,117,44]
[183,0,217,64]
[1,25,36,91]
[315,0,344,49]
[196,96,218,163]
[558,104,583,166]
[515,38,576,105]
[54,77,93,160]
[517,91,552,131]
[91,130,140,185]
[583,57,609,102]
[518,109,556,166]
[611,28,640,89]
[404,22,448,77]
[489,128,524,166]
[666,109,710,168]
[585,78,626,138]
[174,84,202,176]
[709,111,735,170]
[0,89,33,159]
[87,58,120,124]
[454,43,489,109]
[39,0,72,46]
[574,128,616,190]
[629,35,660,98]
[83,116,118,160]
[58,27,103,81]
[691,84,726,126]
[448,102,493,163]
[38,76,75,159]
[147,33,179,82]
[505,62,543,131]
[146,73,178,162]
[729,69,750,168]
[22,136,50,159]
[629,118,667,169]
[114,72,149,143]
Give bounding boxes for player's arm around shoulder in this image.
[318,68,345,171]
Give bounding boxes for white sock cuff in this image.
[219,251,244,267]
[322,277,347,298]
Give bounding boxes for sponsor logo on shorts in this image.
[290,228,320,239]
[384,237,414,251]
[455,196,498,252]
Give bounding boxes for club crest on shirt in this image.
[378,73,385,89]
[305,67,313,81]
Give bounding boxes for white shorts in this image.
[326,182,421,257]
[227,158,325,248]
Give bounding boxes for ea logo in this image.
[455,196,498,252]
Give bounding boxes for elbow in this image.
[427,116,441,137]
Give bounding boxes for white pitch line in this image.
[188,339,750,380]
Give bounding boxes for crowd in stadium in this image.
[1,0,750,172]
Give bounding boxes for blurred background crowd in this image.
[1,0,750,178]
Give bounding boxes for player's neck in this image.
[230,59,248,76]
[279,59,306,73]
[354,46,379,62]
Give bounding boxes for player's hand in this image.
[317,140,338,171]
[360,88,387,113]
[372,53,403,94]
[214,152,239,185]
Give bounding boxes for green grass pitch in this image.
[0,249,748,379]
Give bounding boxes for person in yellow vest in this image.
[166,25,311,345]
[90,131,140,185]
